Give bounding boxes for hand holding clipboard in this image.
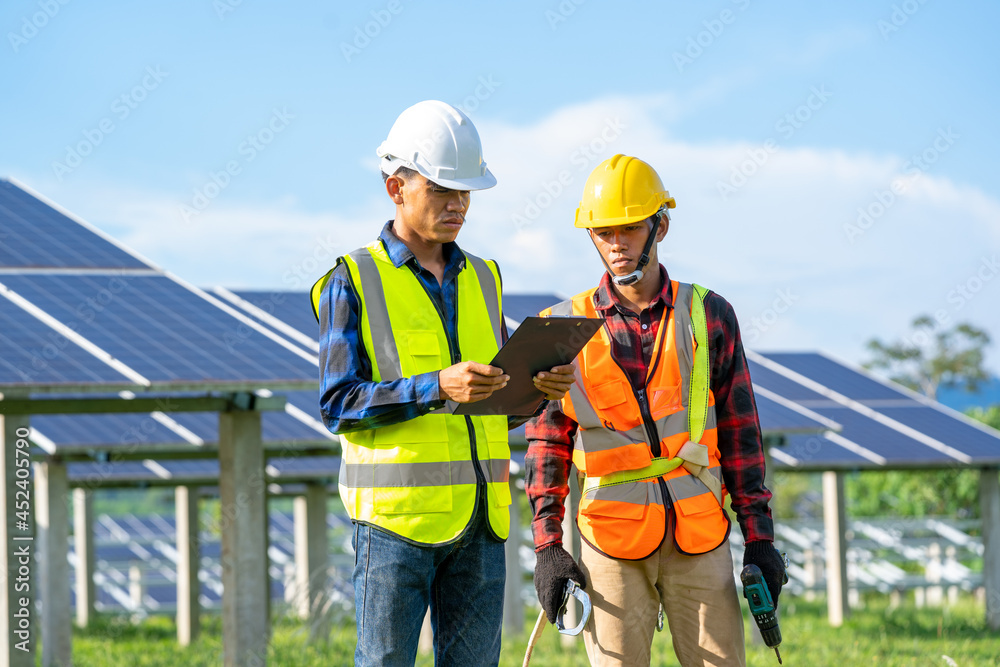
[449,316,603,416]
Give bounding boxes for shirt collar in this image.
[592,264,673,314]
[378,220,465,274]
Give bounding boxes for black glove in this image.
[743,541,786,607]
[533,545,588,623]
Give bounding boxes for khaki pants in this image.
[579,513,745,667]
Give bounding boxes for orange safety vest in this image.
[541,280,730,559]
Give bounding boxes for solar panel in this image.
[760,352,909,402]
[876,406,1000,461]
[0,179,151,270]
[160,407,327,446]
[1,274,316,384]
[267,456,340,477]
[504,294,563,325]
[774,434,872,468]
[33,413,181,447]
[798,407,956,466]
[158,460,217,478]
[231,290,318,341]
[67,457,341,484]
[0,294,133,386]
[748,360,828,402]
[68,460,160,483]
[25,388,332,451]
[754,394,831,433]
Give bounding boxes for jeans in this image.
[351,510,506,666]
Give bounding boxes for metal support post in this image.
[219,409,268,666]
[822,470,849,627]
[73,488,96,628]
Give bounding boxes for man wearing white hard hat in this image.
[312,100,575,666]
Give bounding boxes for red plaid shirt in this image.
[524,266,774,551]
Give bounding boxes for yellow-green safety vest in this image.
[311,240,511,545]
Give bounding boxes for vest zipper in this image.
[412,266,489,502]
[606,313,672,509]
[634,387,661,458]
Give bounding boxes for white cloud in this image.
[30,94,1000,373]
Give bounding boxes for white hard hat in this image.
[377,100,496,191]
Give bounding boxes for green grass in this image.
[70,595,999,666]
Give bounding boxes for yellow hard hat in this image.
[574,154,676,228]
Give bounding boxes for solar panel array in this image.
[0,180,150,270]
[750,351,1000,470]
[67,456,340,485]
[229,289,319,344]
[1,179,332,461]
[0,178,317,393]
[72,510,355,614]
[6,177,998,473]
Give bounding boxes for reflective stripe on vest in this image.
[312,240,511,546]
[545,281,730,558]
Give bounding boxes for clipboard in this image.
[453,316,604,416]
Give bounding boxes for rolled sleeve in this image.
[706,291,774,543]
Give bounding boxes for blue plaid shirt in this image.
[318,221,520,433]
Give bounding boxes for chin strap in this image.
[592,212,662,287]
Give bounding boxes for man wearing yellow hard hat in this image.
[524,155,785,666]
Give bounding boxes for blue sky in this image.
[3,0,999,373]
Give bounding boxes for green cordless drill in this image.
[741,559,788,664]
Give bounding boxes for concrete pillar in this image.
[503,476,524,638]
[129,562,144,611]
[418,609,433,655]
[73,488,95,629]
[888,589,903,610]
[802,547,818,602]
[36,459,72,667]
[175,485,200,645]
[822,470,849,627]
[925,542,943,606]
[219,410,269,666]
[980,467,1000,631]
[1,413,35,666]
[294,483,329,643]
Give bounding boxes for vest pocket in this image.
[579,481,651,521]
[370,416,453,515]
[647,382,682,413]
[490,480,512,508]
[374,486,453,515]
[589,378,629,410]
[673,488,721,517]
[403,329,442,375]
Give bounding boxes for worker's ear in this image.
[385,174,405,205]
[655,213,669,241]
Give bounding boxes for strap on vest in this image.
[310,264,339,322]
[679,284,722,505]
[580,282,723,506]
[583,456,684,495]
[334,245,504,386]
[350,247,404,382]
[582,442,721,506]
[677,441,723,505]
[464,253,503,351]
[688,283,710,443]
